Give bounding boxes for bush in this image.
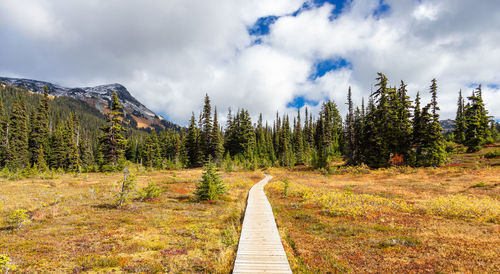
[195,158,227,201]
[484,150,500,159]
[137,183,163,201]
[116,168,137,207]
[424,194,500,223]
[283,179,289,197]
[0,254,17,273]
[7,209,31,229]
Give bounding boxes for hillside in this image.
[0,77,178,131]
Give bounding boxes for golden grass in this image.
[0,168,261,272]
[266,166,500,272]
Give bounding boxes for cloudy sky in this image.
[1,0,499,125]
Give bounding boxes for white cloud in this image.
[1,0,499,126]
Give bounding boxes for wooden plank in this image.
[233,175,292,273]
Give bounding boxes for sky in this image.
[1,0,499,126]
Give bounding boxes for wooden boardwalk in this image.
[233,175,292,273]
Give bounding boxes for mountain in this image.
[439,119,455,133]
[0,77,178,131]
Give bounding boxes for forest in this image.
[0,72,498,176]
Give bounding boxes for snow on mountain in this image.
[0,77,175,130]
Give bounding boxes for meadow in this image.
[265,148,500,272]
[1,146,499,273]
[0,168,261,272]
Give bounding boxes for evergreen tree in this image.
[7,97,29,170]
[200,94,213,160]
[142,129,161,168]
[28,86,50,166]
[98,92,127,169]
[314,100,342,168]
[453,90,466,144]
[421,79,446,166]
[464,88,483,152]
[344,86,355,164]
[293,110,304,165]
[210,107,224,162]
[185,112,202,167]
[0,96,7,167]
[395,81,413,162]
[195,156,227,201]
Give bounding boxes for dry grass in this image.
[266,165,500,273]
[0,167,261,273]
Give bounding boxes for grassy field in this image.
[1,146,499,273]
[0,168,261,273]
[266,160,500,272]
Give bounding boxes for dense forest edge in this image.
[0,72,499,178]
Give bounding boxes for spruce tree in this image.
[28,85,50,166]
[453,90,466,144]
[210,107,224,162]
[464,88,483,152]
[293,110,304,165]
[422,79,446,166]
[185,112,202,167]
[0,96,7,167]
[396,81,413,163]
[200,94,213,160]
[195,156,227,201]
[344,86,355,164]
[7,97,29,170]
[98,92,127,169]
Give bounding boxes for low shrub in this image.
[137,183,163,201]
[0,254,17,273]
[484,150,500,159]
[7,209,31,229]
[424,194,500,223]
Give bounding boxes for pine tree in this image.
[7,97,29,170]
[200,94,213,160]
[195,156,227,201]
[0,96,7,167]
[396,81,413,162]
[453,90,466,144]
[464,88,483,152]
[344,86,355,164]
[210,107,224,162]
[143,129,161,168]
[185,112,202,167]
[293,110,304,165]
[98,92,127,169]
[421,79,446,166]
[28,86,50,166]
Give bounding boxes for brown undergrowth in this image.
[266,166,500,273]
[0,168,260,273]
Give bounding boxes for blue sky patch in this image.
[248,16,279,36]
[292,0,350,20]
[286,96,320,109]
[487,83,499,90]
[468,82,481,88]
[309,58,352,80]
[373,0,391,18]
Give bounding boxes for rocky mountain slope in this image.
[0,77,178,130]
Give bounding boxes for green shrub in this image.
[195,158,227,201]
[116,169,137,207]
[484,150,500,159]
[0,254,17,272]
[7,209,31,229]
[283,179,290,197]
[137,183,163,201]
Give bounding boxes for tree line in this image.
[0,72,498,173]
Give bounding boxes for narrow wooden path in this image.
[233,174,292,273]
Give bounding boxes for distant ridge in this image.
[0,77,178,131]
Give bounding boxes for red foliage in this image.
[388,153,404,166]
